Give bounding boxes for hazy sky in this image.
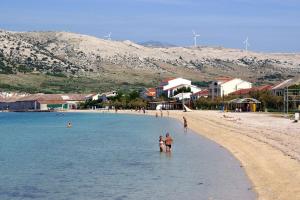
[0,0,299,52]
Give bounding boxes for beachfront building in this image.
[156,78,201,98]
[227,98,261,112]
[191,89,209,101]
[209,77,252,99]
[229,85,273,97]
[141,88,156,100]
[0,93,94,111]
[272,79,295,96]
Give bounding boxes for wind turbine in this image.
[243,37,250,52]
[104,32,112,40]
[193,31,200,47]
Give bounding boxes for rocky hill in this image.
[0,29,299,93]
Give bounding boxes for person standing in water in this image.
[165,133,173,152]
[183,116,188,132]
[159,135,165,152]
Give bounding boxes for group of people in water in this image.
[159,133,173,152]
[158,116,188,152]
[65,110,188,154]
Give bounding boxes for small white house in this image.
[156,78,201,98]
[209,77,252,99]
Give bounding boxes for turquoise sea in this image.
[0,112,255,200]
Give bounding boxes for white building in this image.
[173,92,193,101]
[209,77,252,99]
[156,78,201,98]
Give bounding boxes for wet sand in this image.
[67,109,300,200]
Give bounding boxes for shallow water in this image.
[0,112,255,200]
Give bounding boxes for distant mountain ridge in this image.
[138,40,177,48]
[0,29,299,93]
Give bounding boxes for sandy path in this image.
[67,109,300,200]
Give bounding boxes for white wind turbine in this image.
[243,37,250,52]
[104,32,112,40]
[193,31,200,47]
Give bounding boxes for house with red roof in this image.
[229,85,273,96]
[156,77,201,98]
[191,89,209,101]
[140,88,157,100]
[209,77,252,99]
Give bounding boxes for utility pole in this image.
[284,89,286,115]
[286,86,289,115]
[182,92,184,111]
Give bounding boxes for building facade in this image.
[209,77,252,99]
[156,78,201,98]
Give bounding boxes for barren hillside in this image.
[0,30,299,93]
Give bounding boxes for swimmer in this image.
[67,122,72,128]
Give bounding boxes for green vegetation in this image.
[174,87,191,95]
[80,89,147,109]
[0,52,14,74]
[0,73,150,94]
[194,90,285,112]
[192,81,211,88]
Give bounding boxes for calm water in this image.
[0,112,255,200]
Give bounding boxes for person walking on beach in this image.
[159,135,165,152]
[165,133,173,152]
[183,116,188,132]
[160,110,163,117]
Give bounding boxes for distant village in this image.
[0,77,299,113]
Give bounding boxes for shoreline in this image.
[65,109,300,200]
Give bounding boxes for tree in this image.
[174,87,191,96]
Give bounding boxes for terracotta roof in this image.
[192,89,209,96]
[230,85,272,95]
[37,100,67,104]
[17,94,62,101]
[146,88,156,97]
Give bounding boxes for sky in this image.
[0,0,300,52]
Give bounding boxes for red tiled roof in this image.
[146,88,156,97]
[192,89,209,96]
[230,85,272,95]
[37,100,67,104]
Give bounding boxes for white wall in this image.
[209,78,252,99]
[163,78,191,91]
[221,79,252,96]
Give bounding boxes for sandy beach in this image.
[70,109,300,200]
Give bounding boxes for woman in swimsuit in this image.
[159,135,165,152]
